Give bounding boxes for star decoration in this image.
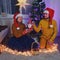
[16,0,30,9]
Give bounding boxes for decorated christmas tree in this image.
[30,0,45,24]
[29,0,46,42]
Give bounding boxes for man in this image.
[33,8,57,49]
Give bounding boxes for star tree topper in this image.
[16,0,30,13]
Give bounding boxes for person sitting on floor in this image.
[5,12,39,52]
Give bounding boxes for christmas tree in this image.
[29,0,46,42]
[30,0,45,24]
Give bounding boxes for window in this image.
[0,0,12,14]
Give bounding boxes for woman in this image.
[6,13,39,52]
[33,8,57,49]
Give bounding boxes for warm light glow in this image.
[16,0,30,9]
[0,44,58,56]
[39,44,58,53]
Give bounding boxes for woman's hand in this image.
[22,29,28,35]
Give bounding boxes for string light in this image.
[0,43,58,56]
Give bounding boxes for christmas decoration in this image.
[28,0,46,42]
[30,0,45,23]
[0,44,58,56]
[16,0,30,14]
